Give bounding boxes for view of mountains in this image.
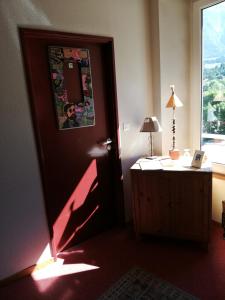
[203,2,225,61]
[202,2,225,136]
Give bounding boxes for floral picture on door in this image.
[48,46,95,129]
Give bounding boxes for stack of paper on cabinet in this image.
[139,159,162,170]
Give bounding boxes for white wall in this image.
[159,0,191,156]
[0,0,153,279]
[145,0,191,156]
[149,0,163,155]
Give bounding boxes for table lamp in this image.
[166,85,183,160]
[140,116,162,157]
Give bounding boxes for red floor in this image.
[0,222,225,300]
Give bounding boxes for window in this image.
[192,0,225,173]
[201,1,225,164]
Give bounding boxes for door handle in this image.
[101,138,113,146]
[99,138,113,151]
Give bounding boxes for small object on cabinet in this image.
[191,150,205,168]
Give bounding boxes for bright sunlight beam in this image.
[53,159,98,252]
[32,258,99,281]
[31,258,99,292]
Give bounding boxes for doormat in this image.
[98,267,199,300]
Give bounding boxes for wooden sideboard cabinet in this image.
[130,160,212,244]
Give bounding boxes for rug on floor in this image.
[98,267,199,300]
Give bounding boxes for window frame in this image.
[191,0,225,174]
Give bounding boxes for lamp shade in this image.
[140,116,162,133]
[166,85,183,108]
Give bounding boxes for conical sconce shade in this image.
[166,85,183,108]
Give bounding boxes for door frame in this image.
[19,28,125,253]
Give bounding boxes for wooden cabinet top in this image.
[130,157,212,174]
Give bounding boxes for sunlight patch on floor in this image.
[32,258,99,281]
[31,257,99,292]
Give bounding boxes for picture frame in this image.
[48,46,95,130]
[191,150,205,168]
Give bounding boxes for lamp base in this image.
[169,149,180,160]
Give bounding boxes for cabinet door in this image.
[171,172,211,242]
[136,172,171,236]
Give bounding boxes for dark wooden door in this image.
[20,29,124,255]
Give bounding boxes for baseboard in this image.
[0,257,55,287]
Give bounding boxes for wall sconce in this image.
[166,85,183,160]
[140,116,162,157]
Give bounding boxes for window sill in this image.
[212,162,225,176]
